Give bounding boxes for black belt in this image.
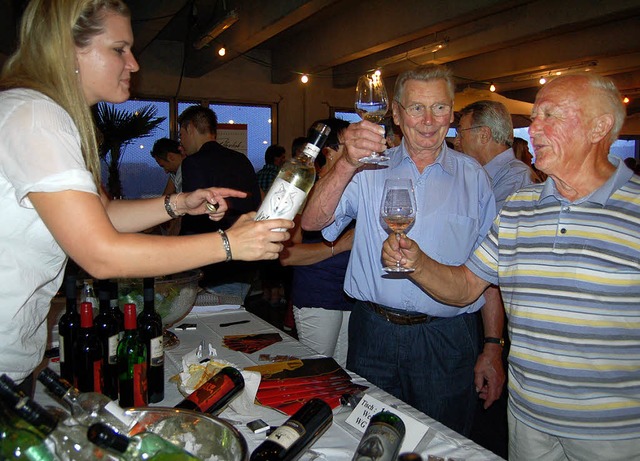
[365,301,439,326]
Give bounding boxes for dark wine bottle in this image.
[87,422,200,460]
[397,453,423,461]
[351,411,406,461]
[109,280,124,336]
[58,272,80,383]
[249,398,333,461]
[118,303,147,408]
[95,279,120,400]
[137,278,164,403]
[174,366,245,415]
[74,301,103,394]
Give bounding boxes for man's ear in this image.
[589,113,614,143]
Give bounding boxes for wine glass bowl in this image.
[355,73,389,164]
[380,178,416,273]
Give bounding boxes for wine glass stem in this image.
[395,232,402,268]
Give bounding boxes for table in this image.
[37,305,505,461]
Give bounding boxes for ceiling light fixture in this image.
[218,46,226,57]
[376,38,448,67]
[300,74,309,84]
[623,96,630,104]
[489,83,496,92]
[193,10,239,50]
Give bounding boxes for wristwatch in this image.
[484,337,505,347]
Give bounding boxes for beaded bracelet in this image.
[217,229,232,262]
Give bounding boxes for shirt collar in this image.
[484,148,515,180]
[538,156,633,205]
[391,140,453,176]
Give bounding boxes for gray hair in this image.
[459,100,513,147]
[549,72,626,143]
[394,65,455,103]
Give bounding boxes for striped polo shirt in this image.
[467,158,640,440]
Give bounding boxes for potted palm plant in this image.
[94,103,166,198]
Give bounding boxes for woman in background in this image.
[0,0,291,386]
[280,118,354,367]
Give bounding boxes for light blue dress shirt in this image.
[483,148,533,210]
[322,142,496,317]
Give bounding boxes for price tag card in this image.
[345,393,429,453]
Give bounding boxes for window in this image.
[177,102,272,171]
[99,99,170,199]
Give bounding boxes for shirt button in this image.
[560,228,567,234]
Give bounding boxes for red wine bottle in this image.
[109,280,124,336]
[137,278,164,403]
[95,279,120,400]
[74,301,103,393]
[118,303,147,408]
[58,273,80,384]
[174,366,245,415]
[249,398,333,461]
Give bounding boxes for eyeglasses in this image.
[396,101,452,118]
[454,126,484,137]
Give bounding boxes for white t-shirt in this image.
[0,88,97,382]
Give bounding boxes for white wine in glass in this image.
[380,178,416,273]
[355,73,389,164]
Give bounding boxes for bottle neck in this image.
[80,302,94,328]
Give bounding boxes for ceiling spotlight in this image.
[300,74,309,84]
[218,46,226,57]
[539,77,547,85]
[489,83,496,92]
[623,96,630,104]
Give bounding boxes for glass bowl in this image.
[126,407,248,461]
[118,270,202,329]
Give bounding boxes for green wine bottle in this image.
[117,304,148,408]
[352,410,406,461]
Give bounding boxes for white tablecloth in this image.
[37,306,505,460]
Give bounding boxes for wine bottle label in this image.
[133,362,148,407]
[255,177,307,222]
[184,373,235,412]
[354,424,403,461]
[104,401,136,429]
[59,336,66,362]
[265,420,305,449]
[149,336,164,366]
[93,360,103,393]
[107,334,119,364]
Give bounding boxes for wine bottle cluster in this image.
[0,373,198,461]
[57,275,165,408]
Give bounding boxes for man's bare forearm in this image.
[301,155,358,230]
[411,250,489,306]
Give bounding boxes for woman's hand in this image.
[225,212,294,261]
[179,187,248,221]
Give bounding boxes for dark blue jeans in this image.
[347,300,480,436]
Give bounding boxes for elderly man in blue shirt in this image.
[302,65,499,436]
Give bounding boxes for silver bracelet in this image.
[217,229,232,262]
[164,194,179,219]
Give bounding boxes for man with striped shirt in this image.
[382,72,639,460]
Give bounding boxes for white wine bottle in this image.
[352,410,406,461]
[255,122,330,225]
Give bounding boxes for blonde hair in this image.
[1,0,130,186]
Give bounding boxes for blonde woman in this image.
[0,0,291,385]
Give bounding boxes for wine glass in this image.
[380,178,416,273]
[355,73,389,164]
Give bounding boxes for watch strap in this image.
[484,337,504,347]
